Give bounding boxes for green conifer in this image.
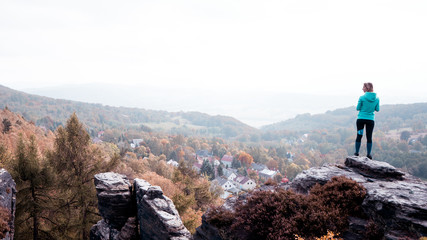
[12,135,55,240]
[217,164,224,177]
[2,118,12,134]
[47,113,118,240]
[0,144,11,168]
[200,159,214,180]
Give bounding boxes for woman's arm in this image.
[356,97,362,111]
[375,99,380,112]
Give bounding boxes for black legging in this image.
[356,119,375,143]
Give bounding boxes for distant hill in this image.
[22,83,361,128]
[262,103,427,132]
[0,85,258,139]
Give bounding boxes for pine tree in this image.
[217,164,224,177]
[47,113,119,240]
[200,159,214,180]
[0,144,11,168]
[232,157,241,168]
[12,135,55,240]
[2,118,12,134]
[193,177,213,209]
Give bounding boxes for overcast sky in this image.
[1,1,427,127]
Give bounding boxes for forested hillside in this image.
[1,110,223,238]
[262,103,427,132]
[0,108,55,154]
[0,85,257,139]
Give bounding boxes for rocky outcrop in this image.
[344,157,405,180]
[193,215,222,240]
[90,172,138,240]
[90,172,191,240]
[292,156,427,239]
[90,218,139,240]
[134,179,192,240]
[291,156,407,193]
[94,172,134,229]
[0,169,16,240]
[195,157,427,240]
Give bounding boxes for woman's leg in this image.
[366,120,375,157]
[355,119,364,155]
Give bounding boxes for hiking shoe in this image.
[354,153,359,156]
[367,155,372,159]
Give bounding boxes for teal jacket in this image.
[356,92,380,120]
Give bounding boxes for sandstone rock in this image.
[345,156,405,180]
[134,178,192,240]
[90,219,111,240]
[193,215,222,240]
[116,217,139,240]
[291,164,366,194]
[91,172,138,240]
[342,217,369,240]
[94,172,134,230]
[90,217,139,240]
[0,169,16,240]
[195,157,427,239]
[91,173,192,239]
[290,157,427,239]
[362,176,427,239]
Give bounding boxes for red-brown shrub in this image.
[206,176,367,239]
[206,206,235,229]
[309,176,367,217]
[264,178,278,186]
[0,206,10,239]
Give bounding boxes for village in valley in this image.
[167,149,291,199]
[93,130,300,200]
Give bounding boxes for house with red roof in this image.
[221,154,234,168]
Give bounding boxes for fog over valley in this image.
[20,83,354,127]
[18,83,426,128]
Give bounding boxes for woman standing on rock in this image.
[354,82,380,159]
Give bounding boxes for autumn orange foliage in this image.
[238,151,254,167]
[295,231,342,240]
[140,171,180,198]
[0,108,55,160]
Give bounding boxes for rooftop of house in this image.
[239,177,253,184]
[225,171,236,178]
[193,162,202,169]
[259,168,277,176]
[251,163,267,171]
[214,177,232,186]
[221,155,234,162]
[196,150,212,157]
